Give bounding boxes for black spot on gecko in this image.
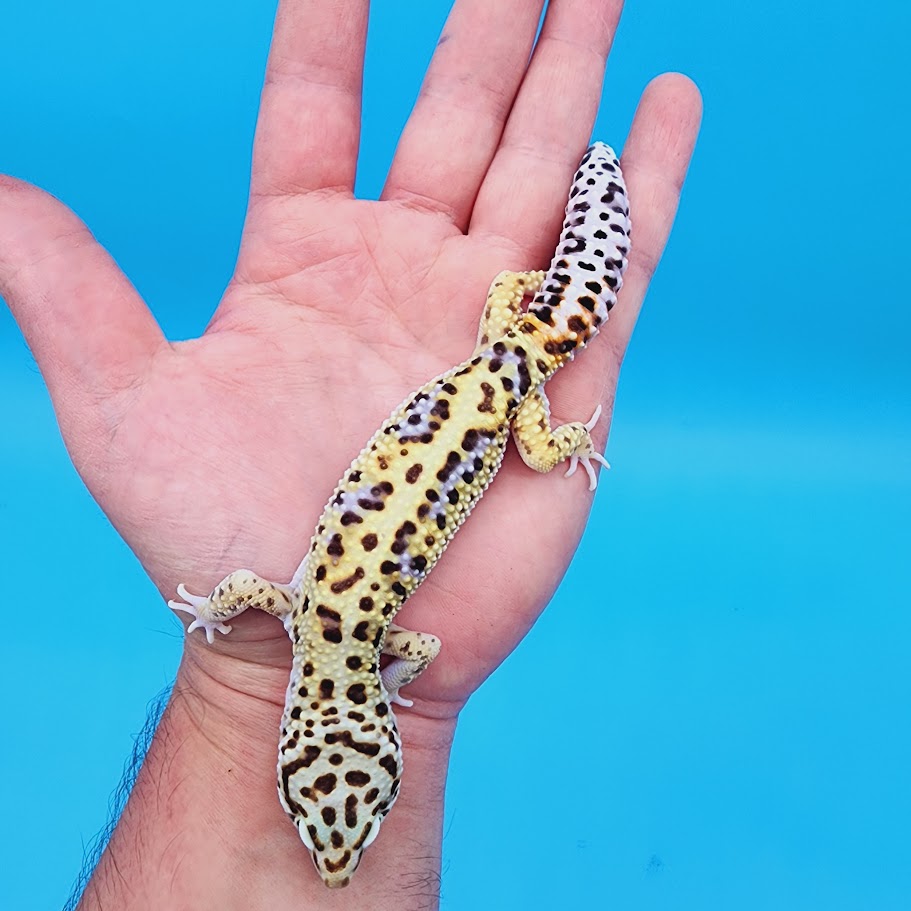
[346,769,371,786]
[517,361,531,395]
[327,534,344,557]
[478,382,496,413]
[346,683,367,704]
[379,755,398,778]
[341,511,363,526]
[405,463,423,483]
[321,806,337,826]
[568,315,588,334]
[330,567,365,593]
[362,534,378,551]
[315,565,326,581]
[338,730,381,756]
[353,621,369,641]
[345,794,359,827]
[536,306,554,325]
[323,628,343,644]
[346,655,362,670]
[380,560,400,575]
[313,773,337,795]
[359,596,374,612]
[319,679,335,699]
[578,295,597,312]
[317,605,341,623]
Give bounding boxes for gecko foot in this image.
[169,584,232,644]
[564,404,611,491]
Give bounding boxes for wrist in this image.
[78,646,457,910]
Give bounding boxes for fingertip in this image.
[627,74,703,183]
[644,71,703,116]
[0,176,92,278]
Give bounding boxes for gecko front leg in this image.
[380,623,442,707]
[169,570,296,642]
[511,387,610,491]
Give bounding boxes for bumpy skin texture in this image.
[170,141,631,888]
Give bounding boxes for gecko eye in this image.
[360,819,382,850]
[297,818,315,850]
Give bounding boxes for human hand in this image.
[2,1,700,907]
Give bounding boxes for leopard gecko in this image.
[170,141,631,888]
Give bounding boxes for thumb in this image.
[0,175,166,438]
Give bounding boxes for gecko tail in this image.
[518,142,631,368]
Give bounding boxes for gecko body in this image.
[171,142,631,888]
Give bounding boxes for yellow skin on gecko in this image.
[170,142,631,888]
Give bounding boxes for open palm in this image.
[2,0,700,723]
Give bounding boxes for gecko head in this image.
[279,725,402,888]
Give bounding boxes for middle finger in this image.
[381,0,546,228]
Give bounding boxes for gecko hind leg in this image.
[512,387,610,491]
[169,570,296,643]
[474,270,546,353]
[380,623,442,707]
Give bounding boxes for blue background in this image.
[2,1,909,908]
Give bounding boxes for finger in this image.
[604,72,703,360]
[469,0,625,259]
[382,0,545,227]
[250,0,369,196]
[0,176,166,401]
[543,73,703,428]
